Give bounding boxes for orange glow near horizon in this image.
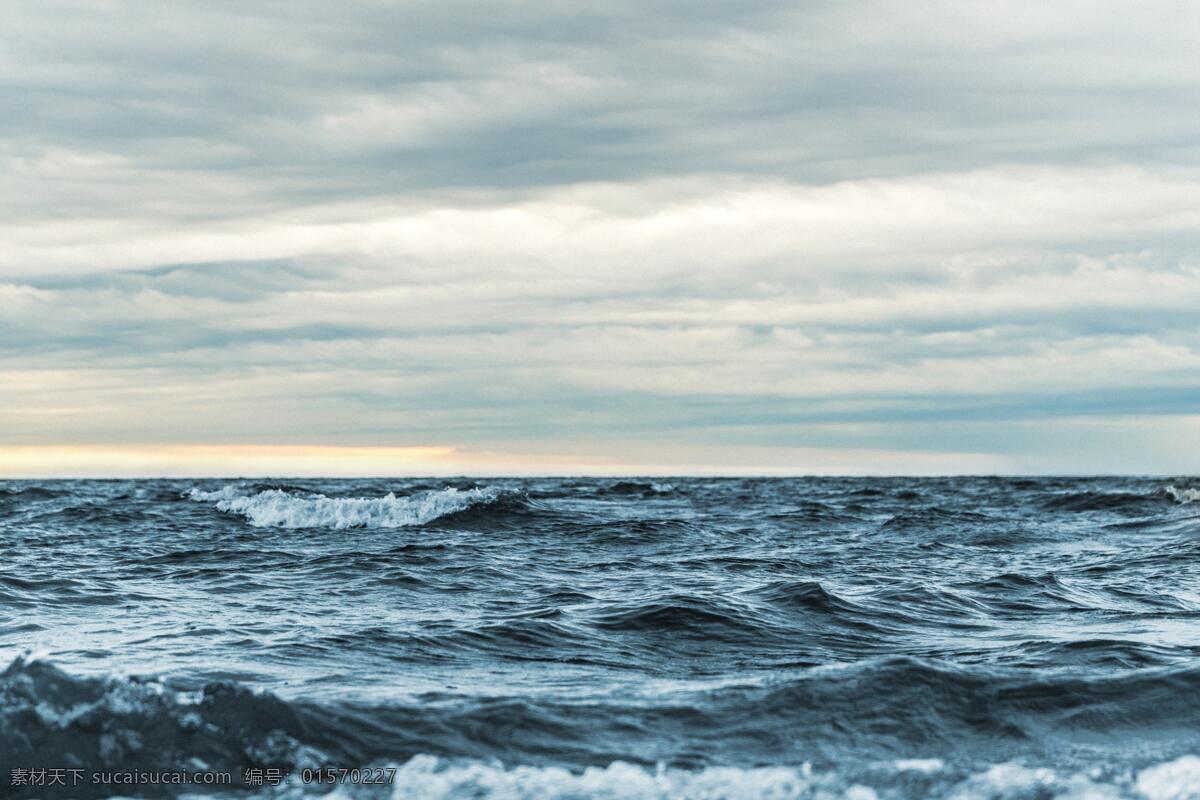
[0,442,1019,478]
[0,444,460,478]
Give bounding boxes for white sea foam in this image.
[1164,486,1200,505]
[337,755,1200,800]
[187,485,243,503]
[943,763,1110,800]
[387,756,817,800]
[1136,756,1200,800]
[187,485,510,528]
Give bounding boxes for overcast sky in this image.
[2,0,1199,475]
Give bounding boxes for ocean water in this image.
[3,476,1200,799]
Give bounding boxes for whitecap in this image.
[360,754,1200,800]
[1164,486,1200,505]
[388,755,816,800]
[1136,756,1200,800]
[187,485,243,503]
[894,758,945,773]
[187,485,511,529]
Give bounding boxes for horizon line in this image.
[0,444,1193,480]
[1,472,1190,480]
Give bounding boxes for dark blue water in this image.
[3,476,1200,798]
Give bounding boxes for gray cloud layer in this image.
[2,1,1199,472]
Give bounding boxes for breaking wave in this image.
[0,656,337,792]
[187,485,517,528]
[1165,485,1200,505]
[7,655,1200,799]
[381,754,1200,800]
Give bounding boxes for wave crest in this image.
[187,485,515,529]
[1165,486,1200,505]
[7,657,1200,798]
[1041,491,1163,513]
[0,656,332,785]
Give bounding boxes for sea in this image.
[2,476,1200,799]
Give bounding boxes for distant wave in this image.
[187,485,516,528]
[1041,491,1164,513]
[592,593,768,640]
[1165,485,1200,505]
[1036,485,1199,512]
[765,501,861,524]
[743,579,854,613]
[589,481,677,498]
[0,486,63,500]
[881,507,995,529]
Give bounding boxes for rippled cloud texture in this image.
[2,1,1199,474]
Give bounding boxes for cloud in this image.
[4,1,1199,201]
[0,1,1197,473]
